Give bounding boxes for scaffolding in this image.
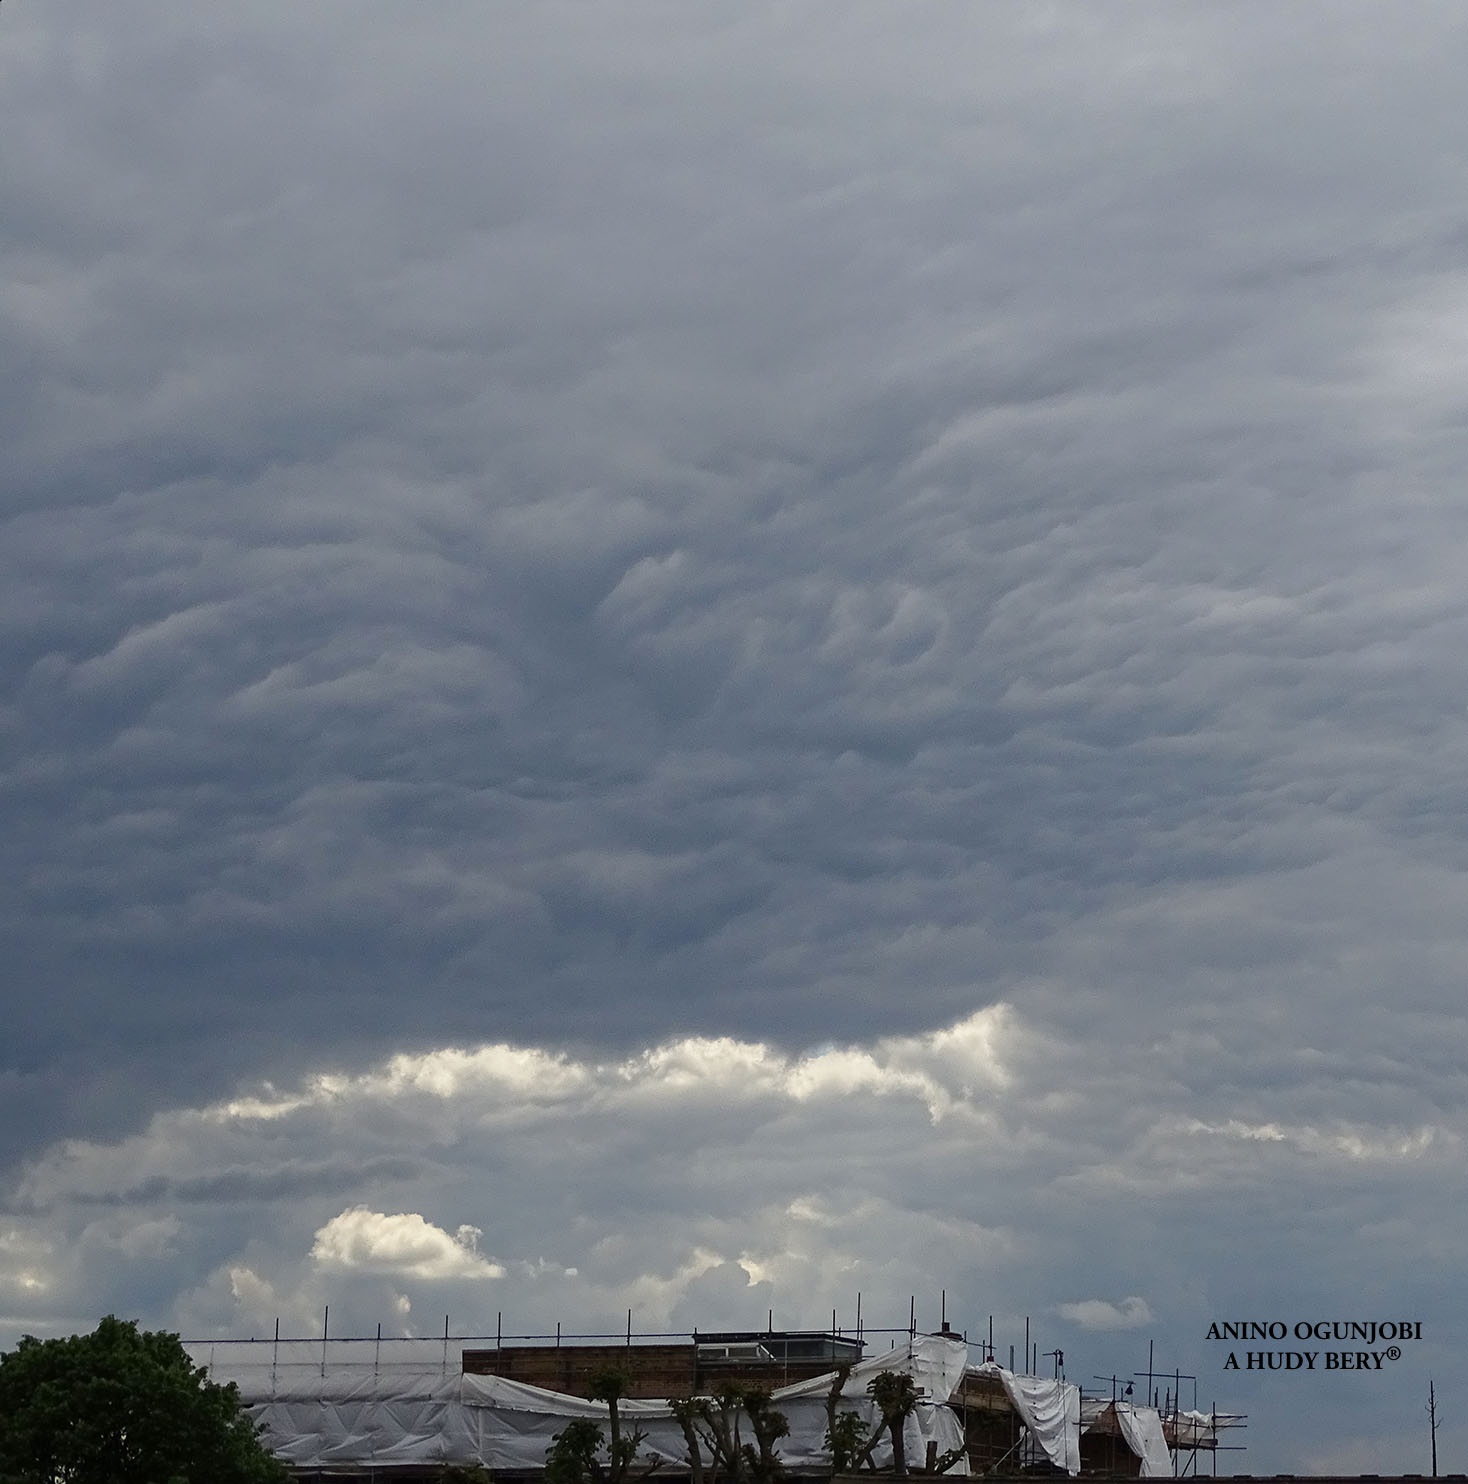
[186,1302,1244,1480]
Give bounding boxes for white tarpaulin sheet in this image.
[1173,1409,1219,1447]
[1113,1403,1172,1478]
[968,1363,1080,1476]
[771,1335,969,1476]
[1079,1396,1107,1431]
[190,1335,970,1476]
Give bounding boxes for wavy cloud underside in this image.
[6,2,1468,1474]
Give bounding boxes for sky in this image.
[4,1,1468,1473]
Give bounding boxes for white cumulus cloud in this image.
[310,1208,505,1281]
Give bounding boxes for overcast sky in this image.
[6,1,1468,1473]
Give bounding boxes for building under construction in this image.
[188,1320,1244,1481]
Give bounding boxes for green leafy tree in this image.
[822,1409,869,1476]
[545,1418,607,1484]
[0,1315,287,1484]
[819,1359,866,1478]
[822,1368,870,1477]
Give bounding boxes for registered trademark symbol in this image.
[1387,1346,1402,1361]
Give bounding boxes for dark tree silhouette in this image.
[866,1371,921,1477]
[0,1315,286,1484]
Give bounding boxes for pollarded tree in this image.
[589,1366,652,1484]
[0,1315,287,1484]
[737,1386,789,1484]
[673,1384,788,1484]
[822,1366,871,1478]
[866,1371,920,1478]
[850,1371,964,1479]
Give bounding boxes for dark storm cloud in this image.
[20,1156,428,1213]
[6,2,1468,1470]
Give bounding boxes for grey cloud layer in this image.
[6,2,1468,1471]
